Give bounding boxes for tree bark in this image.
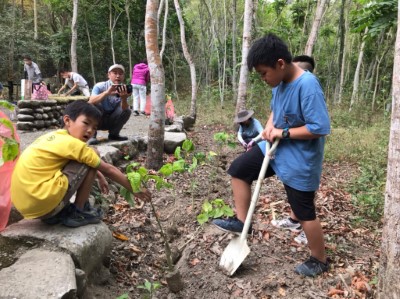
[33,0,38,40]
[231,0,237,101]
[125,0,133,75]
[159,0,168,61]
[304,0,327,56]
[174,0,197,119]
[235,0,253,113]
[145,0,166,171]
[377,1,400,295]
[70,0,79,72]
[84,16,96,85]
[350,27,368,110]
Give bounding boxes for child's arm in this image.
[97,160,152,201]
[97,171,109,194]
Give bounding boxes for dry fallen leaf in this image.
[278,287,286,296]
[190,258,201,266]
[112,231,129,241]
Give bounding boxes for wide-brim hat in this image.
[108,64,125,73]
[234,109,254,123]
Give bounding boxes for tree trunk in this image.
[145,0,166,171]
[84,16,96,85]
[125,0,132,76]
[173,0,197,119]
[304,0,327,56]
[70,0,79,72]
[235,0,253,113]
[377,2,400,295]
[333,0,346,104]
[349,27,368,111]
[231,0,237,101]
[109,0,116,64]
[159,0,168,61]
[33,0,38,40]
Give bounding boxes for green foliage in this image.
[137,279,162,299]
[0,104,20,166]
[213,132,237,149]
[115,294,129,299]
[325,107,389,221]
[197,199,234,225]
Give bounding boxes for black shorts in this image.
[228,145,316,221]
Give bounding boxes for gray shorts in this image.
[40,161,89,219]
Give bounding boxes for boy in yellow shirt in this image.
[11,100,151,227]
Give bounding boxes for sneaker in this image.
[212,216,252,235]
[108,134,128,141]
[62,204,101,228]
[271,217,302,232]
[134,110,139,116]
[295,256,329,277]
[83,201,104,218]
[294,230,308,245]
[140,111,146,115]
[41,204,70,225]
[88,137,99,145]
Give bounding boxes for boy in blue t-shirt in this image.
[213,34,331,277]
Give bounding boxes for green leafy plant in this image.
[197,198,234,225]
[0,101,19,167]
[115,294,130,299]
[137,279,162,299]
[213,132,237,149]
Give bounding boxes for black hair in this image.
[23,55,32,60]
[61,100,102,126]
[59,69,70,74]
[247,33,292,71]
[293,55,315,72]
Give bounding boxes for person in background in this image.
[293,55,315,73]
[88,64,131,145]
[23,55,42,84]
[57,70,90,96]
[235,109,264,152]
[212,34,331,277]
[131,60,150,116]
[271,54,316,246]
[11,100,151,227]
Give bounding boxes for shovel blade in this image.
[219,237,250,276]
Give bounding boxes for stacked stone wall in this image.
[16,99,72,131]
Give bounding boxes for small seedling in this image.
[197,198,234,225]
[137,279,162,299]
[213,132,237,149]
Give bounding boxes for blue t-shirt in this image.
[257,71,330,191]
[238,118,264,141]
[91,80,121,113]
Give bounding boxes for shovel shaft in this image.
[239,139,279,242]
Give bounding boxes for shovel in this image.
[219,139,279,276]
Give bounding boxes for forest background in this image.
[0,0,399,296]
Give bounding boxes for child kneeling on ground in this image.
[11,100,151,227]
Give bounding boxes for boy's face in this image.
[23,59,32,66]
[60,72,70,79]
[63,114,98,143]
[254,60,286,87]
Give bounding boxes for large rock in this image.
[0,249,77,299]
[17,100,43,109]
[164,132,187,154]
[96,145,121,164]
[1,220,113,275]
[17,114,34,121]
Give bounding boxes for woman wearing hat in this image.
[235,109,264,151]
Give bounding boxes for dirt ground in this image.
[85,124,380,299]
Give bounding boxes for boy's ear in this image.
[63,115,71,126]
[277,59,285,70]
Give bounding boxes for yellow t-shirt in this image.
[11,130,101,218]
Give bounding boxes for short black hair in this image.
[59,69,69,74]
[23,55,32,60]
[247,33,292,71]
[61,100,102,126]
[293,55,315,72]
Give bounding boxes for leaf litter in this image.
[85,125,380,299]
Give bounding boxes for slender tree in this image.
[174,0,197,119]
[304,0,327,56]
[378,1,400,295]
[235,0,253,113]
[70,0,79,72]
[145,0,166,170]
[33,0,38,40]
[231,0,238,101]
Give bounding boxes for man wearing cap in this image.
[88,64,132,145]
[235,109,264,151]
